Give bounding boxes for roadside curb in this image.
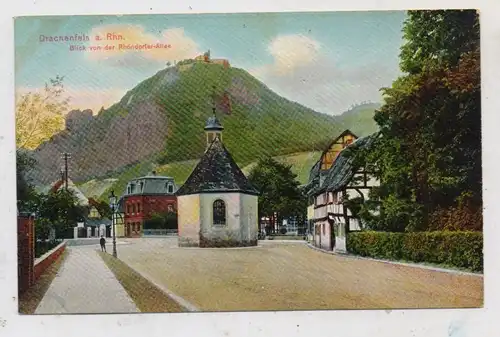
[305,242,483,278]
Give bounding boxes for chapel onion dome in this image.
[204,110,224,131]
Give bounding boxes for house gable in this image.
[319,129,358,171]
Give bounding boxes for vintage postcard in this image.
[14,10,483,315]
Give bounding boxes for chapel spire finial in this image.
[212,85,217,116]
[205,85,224,148]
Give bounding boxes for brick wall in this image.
[142,195,177,217]
[17,214,35,295]
[34,242,66,281]
[124,195,177,237]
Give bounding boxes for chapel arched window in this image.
[213,199,226,226]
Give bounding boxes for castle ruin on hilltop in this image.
[177,50,231,72]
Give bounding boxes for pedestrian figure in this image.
[100,236,106,252]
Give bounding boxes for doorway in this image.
[329,219,335,251]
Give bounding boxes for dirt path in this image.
[116,238,483,311]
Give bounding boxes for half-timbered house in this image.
[304,130,379,253]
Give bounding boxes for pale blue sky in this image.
[15,11,406,114]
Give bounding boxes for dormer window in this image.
[140,181,144,192]
[166,183,174,194]
[127,185,131,194]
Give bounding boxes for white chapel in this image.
[176,109,260,247]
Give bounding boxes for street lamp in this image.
[109,190,117,258]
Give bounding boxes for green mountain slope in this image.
[36,61,379,198]
[335,102,381,136]
[32,61,348,186]
[131,63,345,165]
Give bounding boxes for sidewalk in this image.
[35,245,139,314]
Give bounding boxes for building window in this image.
[212,199,226,226]
[127,205,131,214]
[167,204,174,212]
[133,204,136,214]
[137,203,141,213]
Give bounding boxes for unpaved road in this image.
[115,238,483,311]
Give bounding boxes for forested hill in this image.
[335,102,380,136]
[28,61,378,186]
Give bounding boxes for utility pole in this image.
[61,153,71,191]
[109,190,117,258]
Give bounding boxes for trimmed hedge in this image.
[346,231,483,272]
[35,239,63,258]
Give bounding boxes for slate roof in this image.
[176,136,260,196]
[302,160,321,193]
[306,133,378,196]
[125,175,177,196]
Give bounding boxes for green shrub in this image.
[346,231,483,272]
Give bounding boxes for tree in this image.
[92,199,112,220]
[164,211,178,230]
[400,10,479,74]
[35,189,87,238]
[144,211,178,230]
[16,150,37,212]
[248,157,307,233]
[16,75,69,149]
[354,10,481,232]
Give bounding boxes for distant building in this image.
[304,130,379,253]
[86,198,112,237]
[176,109,260,247]
[123,173,177,238]
[178,52,230,72]
[211,59,230,68]
[193,50,230,68]
[49,178,89,207]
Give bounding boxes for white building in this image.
[176,109,260,247]
[304,130,380,253]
